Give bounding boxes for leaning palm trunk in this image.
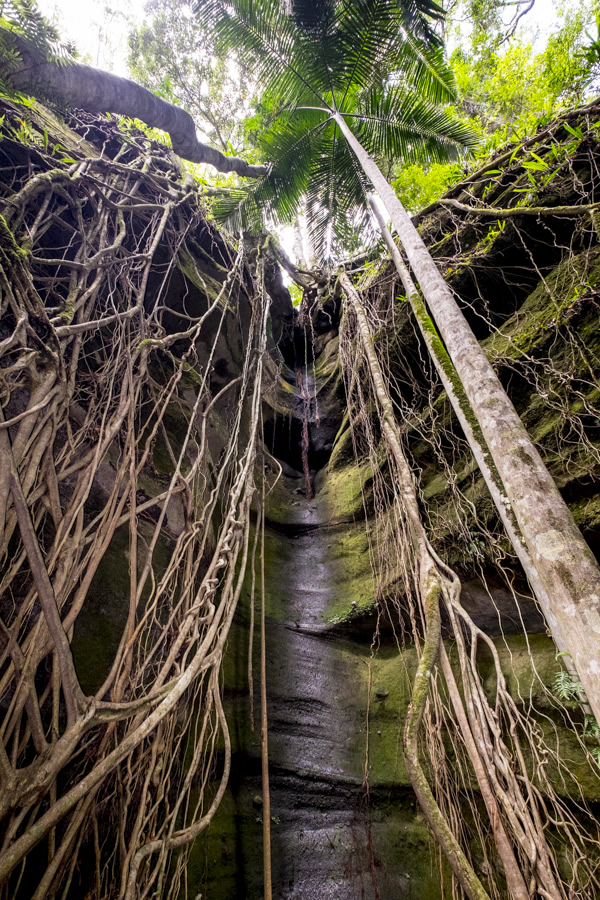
[335,112,600,722]
[367,198,583,665]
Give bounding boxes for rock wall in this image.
[1,97,599,899]
[188,103,600,899]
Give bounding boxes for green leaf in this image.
[563,122,583,139]
[522,160,548,171]
[529,151,548,168]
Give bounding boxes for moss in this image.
[177,248,226,302]
[320,457,370,522]
[409,289,520,538]
[360,651,416,786]
[326,417,353,470]
[487,246,600,360]
[70,527,130,693]
[570,493,600,531]
[450,633,600,801]
[185,786,264,900]
[343,633,600,801]
[0,213,29,265]
[322,524,375,622]
[312,334,340,381]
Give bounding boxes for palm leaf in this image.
[195,0,450,110]
[197,0,478,261]
[211,108,331,232]
[354,85,478,161]
[195,0,331,108]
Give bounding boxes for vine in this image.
[338,253,600,898]
[0,103,269,898]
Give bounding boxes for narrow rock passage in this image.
[262,357,373,897]
[194,347,445,900]
[257,356,438,899]
[264,492,362,897]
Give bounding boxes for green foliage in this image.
[196,0,477,259]
[450,0,600,144]
[389,0,600,215]
[288,282,303,308]
[582,10,600,70]
[0,0,76,100]
[392,161,462,213]
[554,664,600,767]
[553,668,584,701]
[128,0,252,155]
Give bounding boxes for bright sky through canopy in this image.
[37,0,147,76]
[38,0,558,78]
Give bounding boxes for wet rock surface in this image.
[189,281,600,897]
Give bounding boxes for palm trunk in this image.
[367,198,568,642]
[369,196,594,708]
[336,112,600,722]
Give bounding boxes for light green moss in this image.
[178,248,225,302]
[487,246,600,360]
[320,459,371,523]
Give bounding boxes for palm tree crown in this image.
[195,0,477,257]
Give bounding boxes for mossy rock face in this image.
[71,525,172,694]
[486,246,600,361]
[71,526,131,694]
[199,428,600,898]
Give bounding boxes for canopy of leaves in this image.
[392,0,600,214]
[128,0,252,154]
[195,0,477,259]
[451,0,600,143]
[392,160,462,213]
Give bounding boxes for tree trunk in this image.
[336,112,600,722]
[367,197,570,645]
[370,196,594,708]
[5,36,266,178]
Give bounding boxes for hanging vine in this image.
[338,250,600,898]
[0,103,270,899]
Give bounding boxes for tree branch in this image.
[6,38,267,179]
[436,197,600,217]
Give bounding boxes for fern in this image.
[553,669,584,701]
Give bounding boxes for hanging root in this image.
[339,265,600,900]
[0,106,271,899]
[340,271,490,899]
[403,562,491,900]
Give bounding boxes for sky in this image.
[37,0,560,79]
[37,0,147,76]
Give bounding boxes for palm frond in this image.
[211,108,331,232]
[391,32,457,103]
[355,86,479,162]
[197,0,476,261]
[195,0,332,109]
[305,118,375,259]
[195,0,451,112]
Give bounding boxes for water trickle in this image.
[295,365,313,500]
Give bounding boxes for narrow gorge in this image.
[1,94,600,900]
